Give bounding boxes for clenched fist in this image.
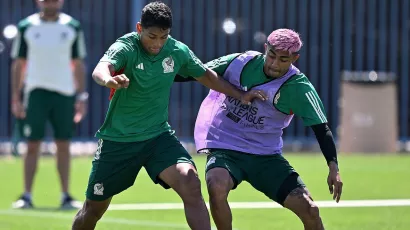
[105,74,130,89]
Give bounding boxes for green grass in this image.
[1,153,409,230]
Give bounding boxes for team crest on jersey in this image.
[61,32,68,40]
[162,56,174,73]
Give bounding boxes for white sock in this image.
[23,192,32,200]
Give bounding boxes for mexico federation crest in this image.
[162,56,174,73]
[93,183,104,195]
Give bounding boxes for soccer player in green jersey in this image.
[176,29,343,230]
[71,2,266,230]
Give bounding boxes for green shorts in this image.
[86,131,195,201]
[205,149,305,205]
[23,89,75,140]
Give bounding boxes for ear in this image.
[136,22,142,34]
[292,54,300,63]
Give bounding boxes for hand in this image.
[105,74,129,89]
[240,90,268,105]
[73,100,87,124]
[327,161,343,203]
[11,100,26,119]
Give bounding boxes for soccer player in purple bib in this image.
[193,29,343,230]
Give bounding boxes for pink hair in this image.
[267,28,303,54]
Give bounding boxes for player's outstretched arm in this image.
[92,62,129,89]
[196,68,267,105]
[311,123,343,203]
[311,123,338,165]
[277,77,343,203]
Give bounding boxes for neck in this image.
[40,12,59,21]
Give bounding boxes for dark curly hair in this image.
[141,1,173,30]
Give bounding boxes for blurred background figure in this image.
[9,0,87,209]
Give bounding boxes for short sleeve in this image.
[275,78,328,126]
[99,41,133,72]
[205,53,240,75]
[10,22,28,59]
[71,28,87,59]
[177,45,206,78]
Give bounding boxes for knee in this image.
[306,203,320,221]
[178,172,202,199]
[26,142,41,155]
[299,202,322,229]
[206,174,230,201]
[55,141,70,153]
[284,187,322,227]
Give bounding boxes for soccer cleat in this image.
[60,194,82,210]
[12,195,34,209]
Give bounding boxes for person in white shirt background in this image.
[10,0,87,209]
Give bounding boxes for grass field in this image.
[1,153,410,230]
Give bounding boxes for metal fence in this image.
[0,0,133,140]
[0,0,409,144]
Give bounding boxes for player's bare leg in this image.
[159,163,211,230]
[72,198,112,230]
[12,141,41,209]
[206,168,235,230]
[24,141,41,194]
[55,140,70,194]
[55,140,79,208]
[284,187,325,230]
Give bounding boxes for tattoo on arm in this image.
[289,187,306,198]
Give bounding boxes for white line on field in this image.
[0,210,191,229]
[1,199,408,229]
[107,199,410,211]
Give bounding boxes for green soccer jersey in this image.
[96,32,206,142]
[206,53,327,126]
